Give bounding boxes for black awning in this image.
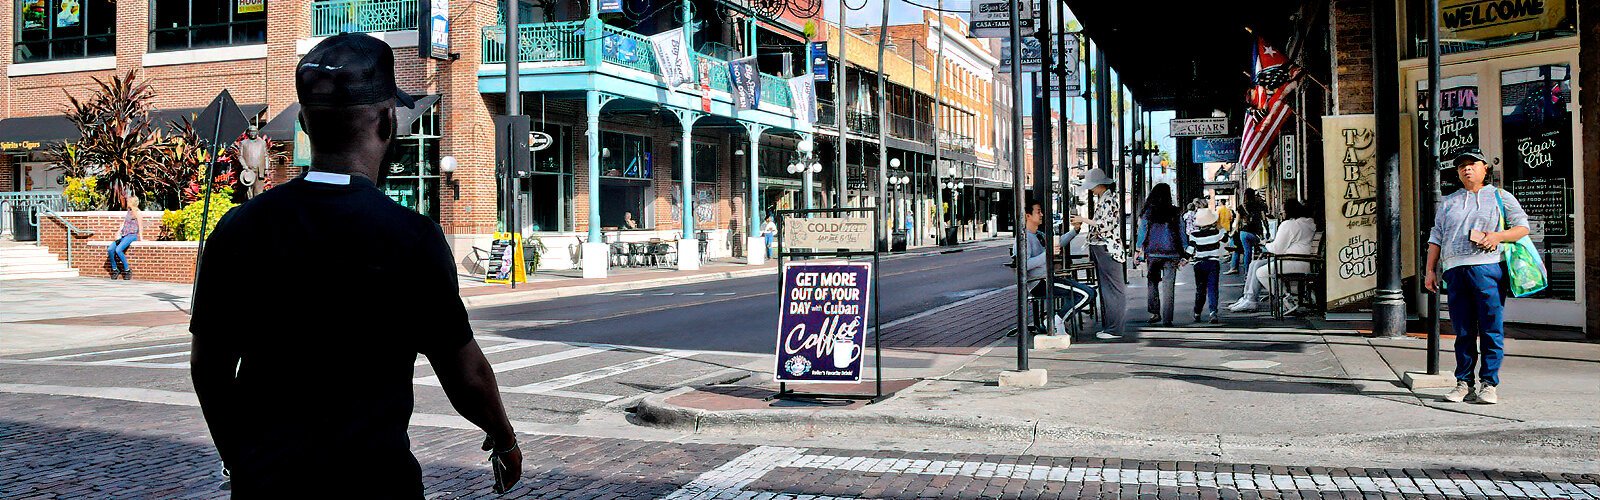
[258,96,440,141]
[0,115,78,150]
[260,103,300,140]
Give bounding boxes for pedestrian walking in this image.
[1424,150,1530,405]
[1214,200,1234,263]
[1070,169,1126,340]
[1021,200,1095,336]
[761,215,777,259]
[189,34,522,498]
[1185,208,1226,324]
[1135,184,1186,327]
[1226,189,1267,275]
[107,191,140,280]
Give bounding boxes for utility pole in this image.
[1032,0,1056,340]
[932,8,945,245]
[1006,0,1030,374]
[505,0,521,286]
[876,0,890,250]
[835,0,848,209]
[1423,0,1443,371]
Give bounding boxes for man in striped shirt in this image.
[1185,208,1226,323]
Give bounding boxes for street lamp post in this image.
[789,140,825,211]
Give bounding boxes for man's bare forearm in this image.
[190,337,241,464]
[429,341,516,445]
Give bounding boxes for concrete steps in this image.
[0,245,80,281]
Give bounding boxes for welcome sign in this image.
[775,263,872,383]
[1440,0,1566,41]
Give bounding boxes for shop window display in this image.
[151,0,267,52]
[13,0,114,62]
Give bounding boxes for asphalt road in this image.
[468,243,1017,354]
[0,243,1019,425]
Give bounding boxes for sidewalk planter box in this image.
[36,211,197,283]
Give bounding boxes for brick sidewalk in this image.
[5,392,1597,499]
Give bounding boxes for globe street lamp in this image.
[788,139,822,210]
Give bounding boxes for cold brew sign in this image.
[775,263,872,383]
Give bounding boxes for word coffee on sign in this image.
[783,217,873,252]
[1169,117,1228,137]
[775,263,873,383]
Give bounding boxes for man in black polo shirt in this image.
[190,33,521,498]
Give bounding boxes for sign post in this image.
[772,207,883,401]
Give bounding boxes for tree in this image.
[49,69,170,211]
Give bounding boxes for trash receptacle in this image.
[942,227,958,246]
[891,230,908,252]
[10,204,36,242]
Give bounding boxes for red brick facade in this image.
[1330,0,1374,115]
[35,211,196,283]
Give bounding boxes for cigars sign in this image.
[774,263,872,383]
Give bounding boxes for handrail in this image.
[31,204,94,267]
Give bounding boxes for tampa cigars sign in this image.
[774,263,872,383]
[1440,0,1567,41]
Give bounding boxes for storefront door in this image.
[1406,44,1583,327]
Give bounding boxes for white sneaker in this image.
[1095,331,1121,340]
[1228,300,1258,312]
[1283,297,1300,315]
[1476,385,1498,404]
[1444,381,1472,402]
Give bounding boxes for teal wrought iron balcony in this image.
[311,0,419,37]
[481,22,795,109]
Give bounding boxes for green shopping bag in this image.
[1495,190,1548,297]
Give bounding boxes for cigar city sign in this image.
[1440,0,1567,41]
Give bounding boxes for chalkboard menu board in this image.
[1500,64,1574,301]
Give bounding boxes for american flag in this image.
[1237,37,1301,175]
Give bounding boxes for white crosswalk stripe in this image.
[504,351,691,395]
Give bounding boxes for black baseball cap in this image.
[296,33,415,108]
[1451,150,1487,166]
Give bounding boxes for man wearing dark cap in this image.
[1424,150,1529,405]
[190,33,522,497]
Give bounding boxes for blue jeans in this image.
[1192,259,1220,316]
[764,234,774,258]
[1444,263,1506,386]
[1231,231,1261,271]
[108,234,135,272]
[1145,257,1179,322]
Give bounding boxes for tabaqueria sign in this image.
[969,0,1034,39]
[1440,0,1567,41]
[1169,117,1228,137]
[999,36,1042,73]
[782,216,873,252]
[774,262,872,383]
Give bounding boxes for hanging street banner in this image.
[774,262,873,383]
[1057,33,1081,96]
[1169,117,1229,137]
[1192,137,1240,163]
[728,56,762,110]
[970,0,1034,38]
[999,36,1042,73]
[783,216,873,252]
[418,0,450,60]
[788,75,816,124]
[650,28,693,88]
[810,42,829,82]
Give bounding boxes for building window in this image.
[13,0,114,62]
[526,124,573,232]
[1405,0,1576,58]
[600,131,652,179]
[381,102,442,221]
[150,0,267,52]
[691,142,716,183]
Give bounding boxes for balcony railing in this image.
[886,112,933,143]
[818,102,878,136]
[311,0,419,37]
[482,22,798,114]
[482,21,585,64]
[938,131,975,155]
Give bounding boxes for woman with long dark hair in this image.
[1136,183,1186,326]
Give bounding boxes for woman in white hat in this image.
[1069,169,1126,340]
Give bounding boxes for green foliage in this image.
[159,210,184,241]
[803,21,817,40]
[62,176,107,211]
[174,186,236,241]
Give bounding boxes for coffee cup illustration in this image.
[832,337,860,368]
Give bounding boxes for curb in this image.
[631,390,1600,468]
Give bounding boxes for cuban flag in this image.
[1238,36,1302,175]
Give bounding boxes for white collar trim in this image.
[305,171,352,185]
